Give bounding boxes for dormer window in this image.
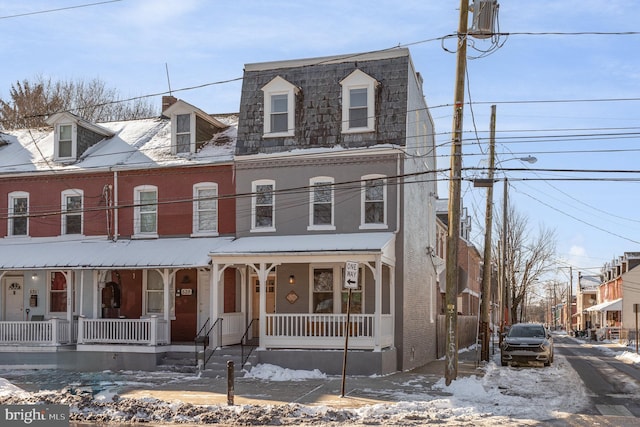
[340,69,378,133]
[176,113,192,153]
[162,99,228,155]
[262,76,299,137]
[58,124,74,158]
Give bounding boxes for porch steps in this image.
[157,344,258,378]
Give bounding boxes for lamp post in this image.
[474,154,537,352]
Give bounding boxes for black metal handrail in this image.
[194,317,223,369]
[240,318,258,369]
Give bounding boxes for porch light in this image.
[289,275,296,285]
[31,272,38,280]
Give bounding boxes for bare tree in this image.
[0,76,157,130]
[493,202,557,325]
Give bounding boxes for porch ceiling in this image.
[0,236,234,270]
[209,232,396,264]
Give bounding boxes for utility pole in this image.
[479,105,496,362]
[445,0,469,385]
[502,177,509,330]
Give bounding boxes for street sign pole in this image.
[340,261,359,397]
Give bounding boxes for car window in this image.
[508,326,546,338]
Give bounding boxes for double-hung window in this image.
[360,174,387,229]
[175,113,192,153]
[262,76,298,137]
[251,180,275,232]
[8,191,29,236]
[61,189,83,235]
[144,270,164,315]
[312,267,335,314]
[193,182,218,235]
[134,185,158,237]
[57,124,74,159]
[308,177,335,230]
[340,69,378,133]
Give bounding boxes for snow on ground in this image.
[0,337,637,425]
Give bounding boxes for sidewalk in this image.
[120,349,485,408]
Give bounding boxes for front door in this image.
[251,275,275,337]
[3,277,24,321]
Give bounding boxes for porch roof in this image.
[210,232,396,263]
[0,236,234,270]
[585,298,622,312]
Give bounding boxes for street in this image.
[553,334,640,424]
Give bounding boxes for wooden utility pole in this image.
[480,105,496,362]
[445,0,469,385]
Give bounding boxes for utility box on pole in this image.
[470,0,499,39]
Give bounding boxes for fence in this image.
[436,315,479,359]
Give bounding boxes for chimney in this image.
[162,96,178,113]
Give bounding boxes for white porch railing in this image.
[77,317,168,345]
[221,312,245,345]
[0,319,71,345]
[263,313,393,349]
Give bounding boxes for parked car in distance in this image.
[501,323,554,367]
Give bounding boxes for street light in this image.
[474,154,537,358]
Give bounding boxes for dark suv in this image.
[501,323,553,367]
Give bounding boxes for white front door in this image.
[4,277,24,321]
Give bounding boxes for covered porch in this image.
[210,232,397,356]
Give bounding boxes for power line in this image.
[0,0,122,20]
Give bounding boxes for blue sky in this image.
[1,0,639,282]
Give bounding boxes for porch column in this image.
[67,270,74,343]
[258,263,268,351]
[389,264,395,347]
[210,263,221,331]
[374,257,382,351]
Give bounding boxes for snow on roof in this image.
[0,114,237,173]
[211,232,396,255]
[0,236,234,269]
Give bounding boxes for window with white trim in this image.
[134,185,158,237]
[193,182,218,235]
[251,180,275,231]
[360,174,387,229]
[55,123,75,159]
[8,191,29,236]
[308,177,335,230]
[340,69,378,133]
[262,76,298,137]
[175,113,192,153]
[312,267,335,313]
[61,189,83,235]
[144,270,164,315]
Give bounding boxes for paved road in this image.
[554,335,640,425]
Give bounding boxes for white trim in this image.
[192,182,219,236]
[7,191,29,237]
[359,174,387,229]
[307,176,336,231]
[262,76,299,137]
[251,179,276,232]
[54,123,77,160]
[340,69,378,133]
[61,189,84,235]
[310,264,341,314]
[133,185,158,238]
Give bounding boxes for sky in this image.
[1,0,640,290]
[0,338,639,424]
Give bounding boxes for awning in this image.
[0,236,234,270]
[210,232,395,258]
[585,298,622,312]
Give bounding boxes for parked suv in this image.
[501,323,553,367]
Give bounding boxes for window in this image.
[312,268,334,313]
[308,177,335,230]
[340,69,378,133]
[49,271,74,314]
[175,113,192,153]
[8,191,28,236]
[61,189,83,235]
[134,185,158,237]
[57,124,74,158]
[360,174,387,229]
[144,270,164,315]
[251,180,275,231]
[193,183,218,235]
[261,76,298,137]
